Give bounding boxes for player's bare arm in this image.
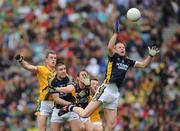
[108,19,120,56]
[15,54,38,72]
[134,56,153,68]
[52,93,72,106]
[134,46,160,68]
[108,33,118,56]
[56,85,75,93]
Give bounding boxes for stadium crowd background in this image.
[0,0,179,130]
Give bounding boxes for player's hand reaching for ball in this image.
[114,18,120,33]
[148,46,160,57]
[15,54,24,63]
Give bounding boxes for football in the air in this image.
[126,8,141,22]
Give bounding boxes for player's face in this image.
[115,43,126,56]
[91,80,99,91]
[57,65,67,79]
[46,54,57,68]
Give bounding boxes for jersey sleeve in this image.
[37,66,44,75]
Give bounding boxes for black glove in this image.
[114,19,120,33]
[58,104,75,116]
[58,107,68,116]
[15,54,24,63]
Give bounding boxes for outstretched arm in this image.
[52,93,71,106]
[56,85,75,93]
[15,54,38,72]
[108,19,120,56]
[56,76,75,93]
[108,33,118,56]
[66,100,101,118]
[134,46,160,68]
[134,56,153,68]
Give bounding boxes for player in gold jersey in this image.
[15,51,57,131]
[90,78,103,131]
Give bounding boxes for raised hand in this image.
[114,18,120,33]
[82,73,91,86]
[148,46,160,57]
[15,54,24,63]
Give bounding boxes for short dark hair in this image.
[45,50,57,58]
[91,78,98,81]
[77,69,88,77]
[55,61,65,68]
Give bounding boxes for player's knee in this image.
[37,115,47,131]
[74,126,84,131]
[106,121,116,130]
[39,123,46,131]
[94,126,103,131]
[39,124,46,131]
[79,123,85,131]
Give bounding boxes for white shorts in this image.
[93,83,120,109]
[39,101,54,116]
[51,108,79,123]
[80,117,90,123]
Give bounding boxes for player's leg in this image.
[99,83,119,131]
[50,122,62,131]
[37,115,48,131]
[38,100,54,131]
[62,82,118,124]
[72,84,107,117]
[35,100,47,131]
[84,119,93,131]
[93,122,103,131]
[62,84,106,118]
[67,112,84,131]
[103,108,117,131]
[69,119,84,131]
[80,117,93,131]
[102,89,119,131]
[50,108,63,131]
[73,100,101,118]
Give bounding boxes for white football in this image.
[127,8,141,22]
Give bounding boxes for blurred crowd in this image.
[0,0,180,130]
